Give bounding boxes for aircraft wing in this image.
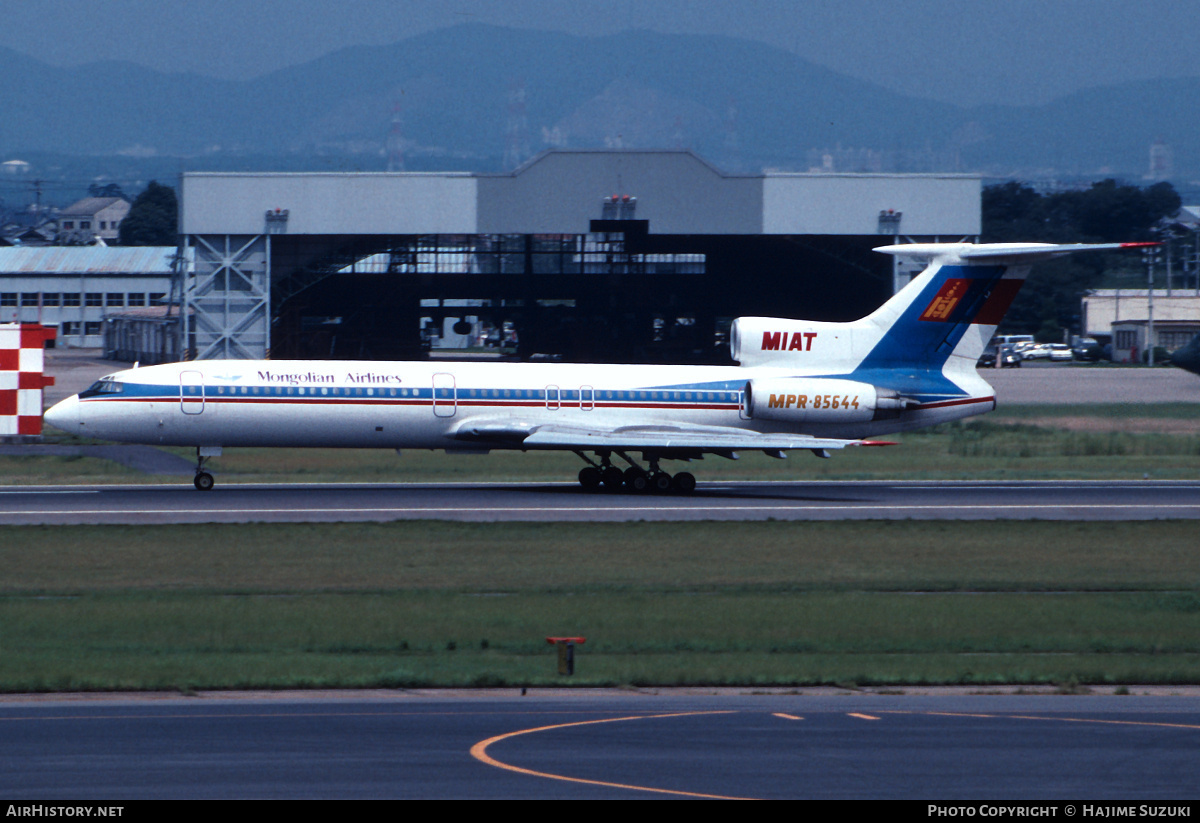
[450,417,873,454]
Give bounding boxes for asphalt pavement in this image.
[2,691,1197,799]
[1,479,1198,524]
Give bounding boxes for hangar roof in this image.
[181,150,980,237]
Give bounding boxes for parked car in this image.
[978,344,1022,368]
[1046,343,1073,361]
[1021,342,1052,360]
[1071,336,1103,361]
[995,334,1035,349]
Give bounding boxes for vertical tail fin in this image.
[865,242,1156,376]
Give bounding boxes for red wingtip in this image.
[858,440,899,447]
[1119,242,1161,248]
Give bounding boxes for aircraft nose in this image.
[43,395,80,433]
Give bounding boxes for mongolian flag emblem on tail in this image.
[919,278,969,322]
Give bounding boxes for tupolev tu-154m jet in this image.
[44,241,1154,491]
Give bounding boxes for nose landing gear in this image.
[192,446,221,491]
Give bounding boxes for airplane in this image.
[43,241,1155,492]
[1169,332,1200,376]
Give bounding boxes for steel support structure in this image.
[182,234,271,359]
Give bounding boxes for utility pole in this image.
[1166,232,1173,297]
[1190,226,1200,298]
[31,179,43,223]
[1143,244,1161,366]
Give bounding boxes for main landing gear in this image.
[574,450,696,495]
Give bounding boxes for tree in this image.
[981,179,1182,335]
[1072,179,1180,241]
[118,181,177,246]
[983,179,1181,245]
[981,181,1044,242]
[88,182,127,200]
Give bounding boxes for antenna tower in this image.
[504,79,530,170]
[387,102,405,172]
[724,98,739,168]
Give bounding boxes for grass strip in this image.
[2,520,1199,690]
[4,591,1200,691]
[2,520,1200,593]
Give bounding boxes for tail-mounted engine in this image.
[730,317,857,368]
[744,377,910,423]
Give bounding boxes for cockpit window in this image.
[80,377,125,398]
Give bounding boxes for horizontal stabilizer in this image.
[875,241,1158,265]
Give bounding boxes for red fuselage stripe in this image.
[912,395,994,410]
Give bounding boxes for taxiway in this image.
[2,691,1197,799]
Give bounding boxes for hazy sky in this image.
[3,0,1198,106]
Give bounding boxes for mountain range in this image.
[1,24,1196,182]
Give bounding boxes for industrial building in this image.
[1081,289,1200,361]
[1081,289,1200,349]
[179,150,980,363]
[1109,318,1200,362]
[0,246,181,348]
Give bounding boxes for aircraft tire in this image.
[194,472,215,491]
[651,472,672,493]
[624,468,649,493]
[672,472,697,494]
[601,467,624,490]
[578,466,602,491]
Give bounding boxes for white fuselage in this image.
[45,358,995,451]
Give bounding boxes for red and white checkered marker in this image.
[0,324,57,437]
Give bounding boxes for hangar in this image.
[179,150,980,363]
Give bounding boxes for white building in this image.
[57,197,131,243]
[0,247,182,348]
[1110,318,1200,362]
[1081,289,1200,349]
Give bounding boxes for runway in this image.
[2,691,1198,799]
[1,478,1199,524]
